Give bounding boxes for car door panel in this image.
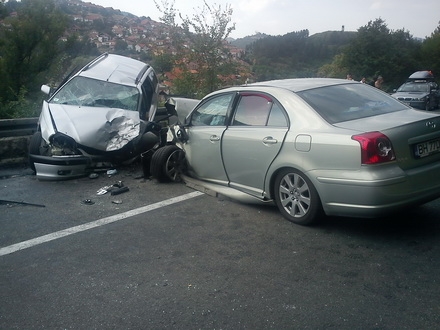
[183,93,233,185]
[184,126,227,184]
[221,93,289,197]
[222,127,287,196]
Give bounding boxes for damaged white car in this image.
[29,53,168,180]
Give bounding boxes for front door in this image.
[184,93,234,185]
[222,93,289,197]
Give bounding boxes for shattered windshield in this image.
[50,76,139,111]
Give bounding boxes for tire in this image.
[28,131,42,173]
[150,145,186,182]
[273,168,323,226]
[425,99,431,111]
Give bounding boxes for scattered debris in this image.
[97,181,128,195]
[111,186,129,195]
[107,169,118,177]
[0,199,45,208]
[81,199,95,205]
[89,173,99,179]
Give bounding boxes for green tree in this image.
[0,0,67,118]
[114,38,128,52]
[420,22,440,75]
[154,0,236,96]
[152,53,175,75]
[340,18,421,89]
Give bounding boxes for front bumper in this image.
[395,98,426,110]
[30,154,93,180]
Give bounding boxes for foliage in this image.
[0,1,439,118]
[154,0,237,97]
[339,18,422,90]
[245,30,357,81]
[0,86,43,119]
[0,0,67,118]
[152,53,175,75]
[420,22,440,76]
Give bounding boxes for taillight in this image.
[352,132,395,164]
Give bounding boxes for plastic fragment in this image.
[111,186,129,195]
[107,169,117,176]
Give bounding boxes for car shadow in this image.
[316,203,440,242]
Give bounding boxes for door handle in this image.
[209,135,220,142]
[262,136,278,145]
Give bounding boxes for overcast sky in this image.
[89,0,439,39]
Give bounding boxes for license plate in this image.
[415,138,440,158]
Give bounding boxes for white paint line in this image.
[0,191,204,257]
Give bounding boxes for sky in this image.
[89,0,439,40]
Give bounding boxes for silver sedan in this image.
[151,78,440,225]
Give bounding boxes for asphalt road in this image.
[1,162,439,329]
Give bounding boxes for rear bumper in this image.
[315,164,440,218]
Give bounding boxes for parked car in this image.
[151,78,440,225]
[391,71,439,111]
[29,53,168,180]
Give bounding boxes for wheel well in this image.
[268,166,321,201]
[268,166,295,198]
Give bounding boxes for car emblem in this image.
[425,121,436,129]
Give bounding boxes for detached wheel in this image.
[28,131,42,173]
[273,168,323,226]
[150,145,186,182]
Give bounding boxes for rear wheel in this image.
[273,168,323,226]
[150,145,186,182]
[28,131,42,173]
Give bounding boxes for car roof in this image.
[248,78,356,92]
[408,71,435,81]
[77,53,151,86]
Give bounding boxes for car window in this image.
[51,76,139,111]
[190,93,233,126]
[141,71,158,120]
[267,103,288,127]
[298,83,407,124]
[233,94,271,126]
[232,94,288,127]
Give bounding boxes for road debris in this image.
[0,199,45,207]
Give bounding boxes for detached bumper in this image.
[30,154,92,180]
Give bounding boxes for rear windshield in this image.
[50,76,139,111]
[297,83,408,124]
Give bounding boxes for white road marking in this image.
[0,191,204,257]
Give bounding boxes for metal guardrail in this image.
[0,118,38,138]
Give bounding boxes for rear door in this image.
[222,92,289,197]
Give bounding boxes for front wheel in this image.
[425,99,431,111]
[28,131,42,173]
[150,145,186,182]
[273,168,323,226]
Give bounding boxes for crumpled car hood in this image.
[40,101,141,152]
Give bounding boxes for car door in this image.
[184,93,234,184]
[221,92,289,197]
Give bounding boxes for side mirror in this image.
[41,85,52,95]
[164,98,178,118]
